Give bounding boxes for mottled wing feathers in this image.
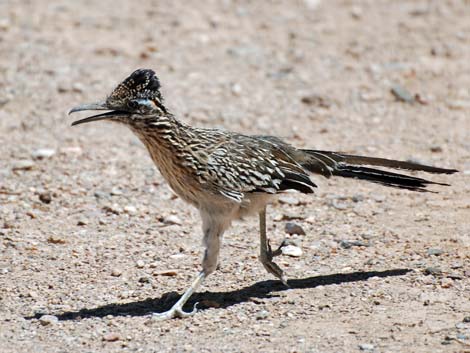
[195,133,316,202]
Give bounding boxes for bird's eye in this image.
[127,100,139,110]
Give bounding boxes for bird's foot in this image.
[261,259,288,286]
[261,240,289,286]
[152,302,199,321]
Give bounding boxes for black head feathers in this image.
[107,69,163,104]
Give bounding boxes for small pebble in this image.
[39,315,59,326]
[339,240,369,249]
[124,205,137,215]
[231,83,242,96]
[138,276,150,283]
[447,100,470,110]
[278,195,300,206]
[110,187,123,196]
[463,316,470,323]
[440,277,453,288]
[39,192,52,204]
[31,148,56,160]
[427,248,444,256]
[424,267,442,276]
[111,269,122,277]
[47,236,66,244]
[153,270,178,277]
[358,343,374,352]
[391,84,415,103]
[281,245,303,257]
[60,146,83,155]
[12,160,35,171]
[77,219,88,226]
[256,310,269,320]
[163,215,182,226]
[351,6,363,19]
[285,222,306,235]
[136,260,145,268]
[103,333,120,342]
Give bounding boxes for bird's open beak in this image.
[68,101,130,126]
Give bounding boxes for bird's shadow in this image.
[26,268,411,321]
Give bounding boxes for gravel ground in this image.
[1,1,469,352]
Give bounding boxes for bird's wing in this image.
[193,133,316,203]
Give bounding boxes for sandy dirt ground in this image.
[1,0,469,352]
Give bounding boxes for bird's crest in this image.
[107,69,163,105]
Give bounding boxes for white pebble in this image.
[31,148,56,159]
[281,245,303,257]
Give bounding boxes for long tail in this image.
[300,149,458,192]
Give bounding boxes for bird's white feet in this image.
[152,302,198,321]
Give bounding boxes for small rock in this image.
[427,248,444,256]
[285,222,306,235]
[153,270,178,277]
[339,240,369,249]
[281,245,303,257]
[124,205,137,215]
[77,219,88,226]
[31,148,56,160]
[440,277,453,288]
[256,310,269,320]
[163,215,182,226]
[424,267,442,276]
[352,194,364,202]
[391,84,415,103]
[138,276,150,283]
[39,315,58,326]
[94,191,109,199]
[330,199,349,210]
[351,6,363,19]
[60,146,83,155]
[102,204,121,215]
[38,192,52,204]
[136,260,145,269]
[169,254,186,259]
[358,343,374,352]
[47,236,66,244]
[278,195,300,206]
[371,194,386,203]
[12,160,35,171]
[231,83,242,96]
[110,187,123,196]
[111,269,122,277]
[463,316,470,323]
[447,273,463,280]
[300,94,331,108]
[430,145,443,153]
[447,100,470,110]
[280,212,304,221]
[103,333,120,342]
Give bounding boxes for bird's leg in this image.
[153,213,223,320]
[258,207,288,286]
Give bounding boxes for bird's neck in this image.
[129,112,194,159]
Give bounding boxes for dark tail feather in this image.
[300,149,457,192]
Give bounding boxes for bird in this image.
[69,69,457,320]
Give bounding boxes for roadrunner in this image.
[69,69,457,320]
